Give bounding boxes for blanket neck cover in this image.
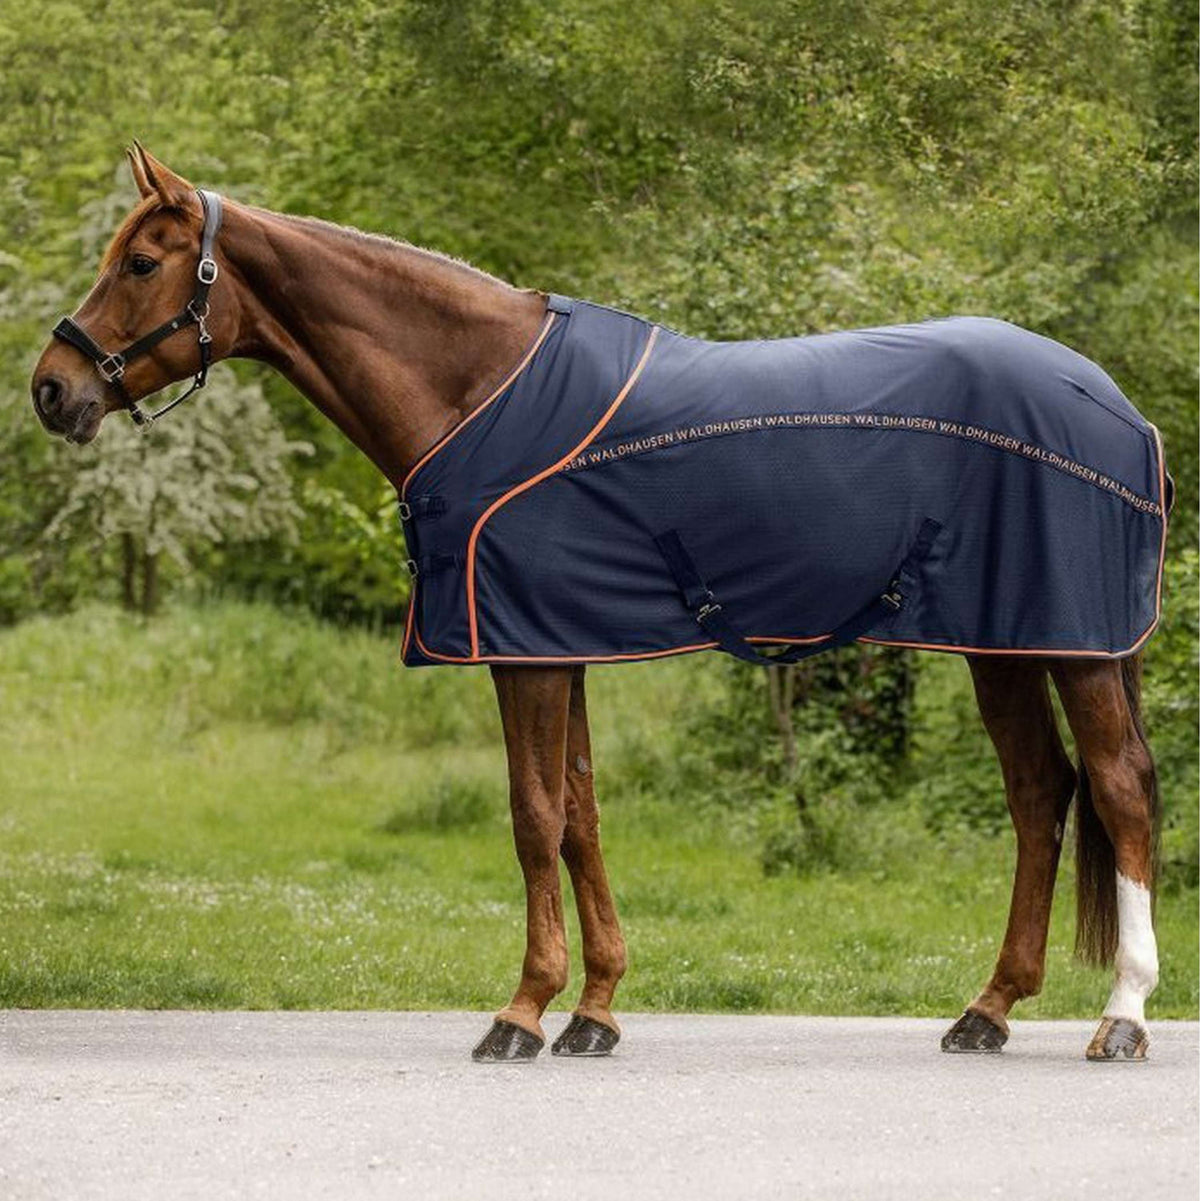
[399,296,1167,668]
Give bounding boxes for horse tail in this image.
[1074,753,1116,966]
[1074,651,1160,966]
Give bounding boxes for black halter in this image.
[51,188,224,427]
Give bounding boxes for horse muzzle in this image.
[31,372,104,443]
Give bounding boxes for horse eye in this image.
[129,255,158,277]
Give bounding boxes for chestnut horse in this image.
[31,147,1163,1062]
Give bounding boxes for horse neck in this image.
[220,202,546,483]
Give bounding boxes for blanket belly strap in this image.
[653,518,943,666]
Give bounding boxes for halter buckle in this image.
[197,258,219,285]
[97,353,126,382]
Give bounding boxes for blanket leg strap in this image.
[653,518,942,666]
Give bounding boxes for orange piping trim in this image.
[413,618,479,664]
[400,310,557,499]
[464,325,661,658]
[412,619,716,665]
[410,630,1155,666]
[859,637,1147,659]
[410,615,833,666]
[401,585,416,660]
[1150,423,1168,623]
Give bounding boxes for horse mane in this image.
[263,208,513,291]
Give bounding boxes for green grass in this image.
[0,603,1195,1017]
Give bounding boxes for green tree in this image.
[42,368,310,614]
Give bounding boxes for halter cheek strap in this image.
[51,188,224,427]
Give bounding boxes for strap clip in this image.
[397,501,412,522]
[654,518,941,668]
[404,558,419,578]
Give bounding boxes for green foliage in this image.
[1147,549,1200,891]
[208,480,410,628]
[379,778,498,835]
[41,366,309,568]
[0,603,1194,1016]
[0,601,500,750]
[0,0,1194,619]
[659,648,921,869]
[676,652,911,787]
[907,655,1009,836]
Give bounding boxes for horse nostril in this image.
[35,376,64,414]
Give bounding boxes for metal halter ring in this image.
[96,353,126,382]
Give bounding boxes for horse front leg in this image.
[942,657,1076,1053]
[472,664,573,1063]
[551,666,627,1057]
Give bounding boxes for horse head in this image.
[30,144,233,441]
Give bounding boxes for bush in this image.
[379,778,498,835]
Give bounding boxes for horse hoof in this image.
[1086,1017,1149,1062]
[941,1010,1008,1053]
[471,1019,544,1063]
[551,1014,620,1057]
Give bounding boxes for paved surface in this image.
[1,1012,1196,1200]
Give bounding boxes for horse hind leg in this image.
[1051,656,1160,1061]
[942,656,1076,1053]
[551,666,627,1057]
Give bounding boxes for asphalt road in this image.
[1,1012,1196,1200]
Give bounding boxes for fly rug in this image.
[401,298,1166,667]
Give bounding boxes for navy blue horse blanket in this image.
[399,296,1167,667]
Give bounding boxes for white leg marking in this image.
[1103,873,1159,1025]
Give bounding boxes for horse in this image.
[30,145,1166,1063]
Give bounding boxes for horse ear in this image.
[130,141,194,209]
[126,144,155,199]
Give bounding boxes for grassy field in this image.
[0,603,1195,1018]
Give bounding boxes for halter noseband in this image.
[51,188,224,427]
